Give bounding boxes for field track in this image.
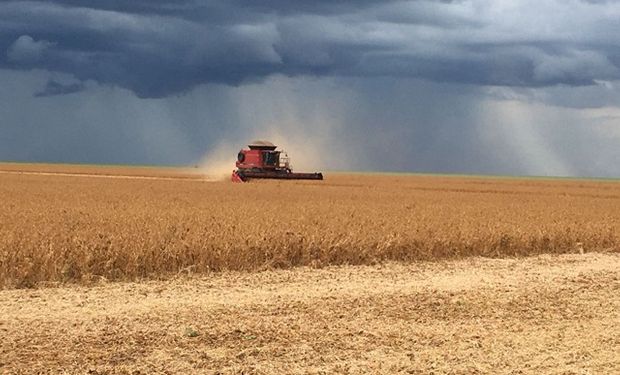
[2,253,619,373]
[0,169,210,182]
[0,163,209,181]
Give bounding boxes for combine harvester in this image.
[231,140,323,182]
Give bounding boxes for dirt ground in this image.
[2,252,618,374]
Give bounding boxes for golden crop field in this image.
[1,163,619,288]
[2,163,620,373]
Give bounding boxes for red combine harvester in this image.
[231,140,323,182]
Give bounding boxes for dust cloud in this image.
[198,141,238,180]
[257,128,328,172]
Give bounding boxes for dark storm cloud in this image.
[47,0,399,17]
[2,0,620,97]
[34,79,85,97]
[6,34,55,62]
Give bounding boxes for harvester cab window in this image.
[263,151,278,166]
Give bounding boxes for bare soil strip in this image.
[2,253,618,374]
[0,169,210,182]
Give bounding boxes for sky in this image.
[1,0,620,177]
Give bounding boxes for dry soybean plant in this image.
[1,167,619,287]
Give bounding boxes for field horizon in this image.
[2,160,620,182]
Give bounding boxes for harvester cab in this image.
[231,140,323,182]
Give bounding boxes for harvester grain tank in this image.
[231,140,323,182]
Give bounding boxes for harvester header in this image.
[231,140,323,182]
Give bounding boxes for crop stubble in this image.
[1,164,619,287]
[1,253,619,373]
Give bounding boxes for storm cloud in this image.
[1,0,620,178]
[2,0,620,97]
